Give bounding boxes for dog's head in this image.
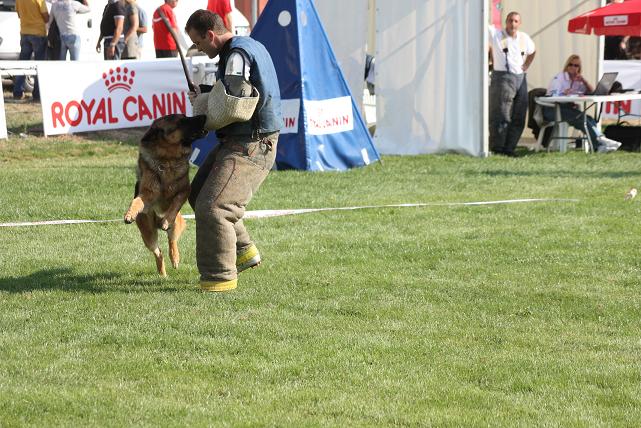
[141,114,208,149]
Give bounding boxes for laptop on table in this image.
[584,72,618,96]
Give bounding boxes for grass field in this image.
[1,99,641,426]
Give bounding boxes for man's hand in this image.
[106,44,115,59]
[188,85,202,106]
[96,40,101,53]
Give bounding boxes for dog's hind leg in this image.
[167,212,186,269]
[136,213,167,277]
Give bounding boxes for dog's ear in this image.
[141,127,161,143]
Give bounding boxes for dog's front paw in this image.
[124,212,136,224]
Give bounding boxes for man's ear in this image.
[207,30,216,44]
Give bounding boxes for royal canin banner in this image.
[38,60,192,136]
[603,60,641,120]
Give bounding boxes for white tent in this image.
[314,0,370,112]
[375,0,486,156]
[313,0,604,157]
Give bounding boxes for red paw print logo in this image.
[103,67,136,92]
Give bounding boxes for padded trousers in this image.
[189,133,278,282]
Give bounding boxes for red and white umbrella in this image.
[569,0,641,36]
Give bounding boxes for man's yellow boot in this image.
[236,243,261,273]
[200,278,237,292]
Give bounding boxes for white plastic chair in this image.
[533,97,592,153]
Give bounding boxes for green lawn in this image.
[1,124,641,425]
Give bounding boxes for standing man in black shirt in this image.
[97,0,126,60]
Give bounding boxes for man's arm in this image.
[125,10,139,42]
[107,17,124,58]
[522,51,535,72]
[137,10,148,34]
[74,2,91,14]
[225,12,234,33]
[39,0,49,23]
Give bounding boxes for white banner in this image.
[281,98,300,134]
[603,60,641,119]
[0,93,7,140]
[38,59,192,135]
[304,96,354,135]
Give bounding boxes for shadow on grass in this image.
[0,267,183,293]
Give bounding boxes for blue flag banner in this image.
[252,0,379,171]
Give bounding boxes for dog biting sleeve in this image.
[192,93,210,118]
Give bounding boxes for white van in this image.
[0,0,249,61]
[0,0,20,60]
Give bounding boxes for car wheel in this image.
[23,75,35,93]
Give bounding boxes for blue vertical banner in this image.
[252,0,380,171]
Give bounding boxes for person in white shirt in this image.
[50,0,90,61]
[543,54,621,153]
[488,11,536,156]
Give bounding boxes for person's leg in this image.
[31,36,47,100]
[195,136,277,291]
[188,144,221,210]
[559,105,600,144]
[489,72,517,153]
[69,34,81,61]
[504,75,528,154]
[59,35,70,60]
[234,134,278,254]
[13,35,34,98]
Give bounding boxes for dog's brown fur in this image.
[124,114,206,276]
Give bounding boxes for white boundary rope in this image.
[0,198,578,228]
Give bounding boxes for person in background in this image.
[122,0,140,59]
[544,54,622,153]
[153,0,179,58]
[488,11,536,156]
[14,0,49,101]
[97,0,126,60]
[604,0,633,59]
[136,4,148,54]
[206,0,234,34]
[185,10,283,292]
[49,0,90,61]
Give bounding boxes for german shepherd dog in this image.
[124,114,207,276]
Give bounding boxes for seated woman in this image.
[544,54,621,153]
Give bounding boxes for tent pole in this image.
[252,0,258,27]
[482,0,489,157]
[597,0,605,80]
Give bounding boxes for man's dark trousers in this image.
[489,70,528,154]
